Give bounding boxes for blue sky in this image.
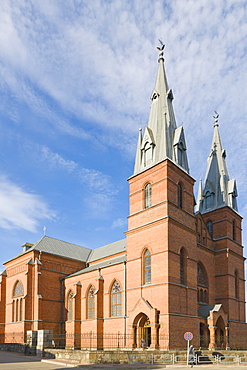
[0,0,246,269]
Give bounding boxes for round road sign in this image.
[184,332,193,341]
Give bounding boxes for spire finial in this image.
[43,226,46,236]
[157,39,165,58]
[213,110,219,126]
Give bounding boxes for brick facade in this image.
[0,50,246,350]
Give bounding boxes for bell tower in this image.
[126,44,198,349]
[196,114,245,325]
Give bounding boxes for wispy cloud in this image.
[111,218,127,229]
[39,146,118,216]
[41,146,78,172]
[0,175,55,232]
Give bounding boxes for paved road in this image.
[1,351,247,369]
[0,351,71,369]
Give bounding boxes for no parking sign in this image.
[184,332,193,341]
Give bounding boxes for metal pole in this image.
[187,339,189,366]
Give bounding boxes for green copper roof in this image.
[196,120,238,214]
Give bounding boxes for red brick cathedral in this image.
[0,47,246,350]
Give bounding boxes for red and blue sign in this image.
[184,332,193,341]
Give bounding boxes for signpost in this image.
[184,332,193,366]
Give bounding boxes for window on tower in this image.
[180,248,186,285]
[143,249,151,284]
[232,220,236,241]
[197,262,208,304]
[235,269,239,299]
[178,183,182,208]
[144,183,152,209]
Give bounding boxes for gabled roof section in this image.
[133,46,189,176]
[198,304,222,318]
[196,117,238,214]
[6,236,92,264]
[88,238,126,263]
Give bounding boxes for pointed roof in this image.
[133,46,189,175]
[196,117,238,214]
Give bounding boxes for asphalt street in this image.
[1,351,247,369]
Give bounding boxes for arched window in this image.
[180,248,186,285]
[15,299,19,322]
[87,286,96,320]
[197,262,208,303]
[111,281,122,317]
[19,298,23,322]
[143,249,151,284]
[144,183,152,209]
[178,183,182,208]
[12,281,24,322]
[67,291,74,321]
[206,221,213,237]
[12,301,15,323]
[198,263,208,286]
[13,281,24,297]
[232,220,236,241]
[235,269,239,299]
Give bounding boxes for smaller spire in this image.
[196,112,238,214]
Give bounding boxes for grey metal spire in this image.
[195,114,238,214]
[133,44,189,175]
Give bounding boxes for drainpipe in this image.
[124,261,127,346]
[60,278,65,336]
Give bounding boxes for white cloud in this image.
[41,146,78,173]
[111,218,127,229]
[38,146,118,216]
[0,175,55,232]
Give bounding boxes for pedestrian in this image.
[141,338,145,349]
[188,344,195,367]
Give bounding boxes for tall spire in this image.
[195,113,238,214]
[133,42,189,175]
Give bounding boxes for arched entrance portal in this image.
[133,313,152,348]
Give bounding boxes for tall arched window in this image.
[67,291,74,321]
[144,183,152,209]
[197,262,208,304]
[178,183,182,208]
[180,248,186,285]
[232,220,236,241]
[12,281,24,322]
[235,269,239,299]
[111,281,122,317]
[87,286,96,319]
[143,249,151,284]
